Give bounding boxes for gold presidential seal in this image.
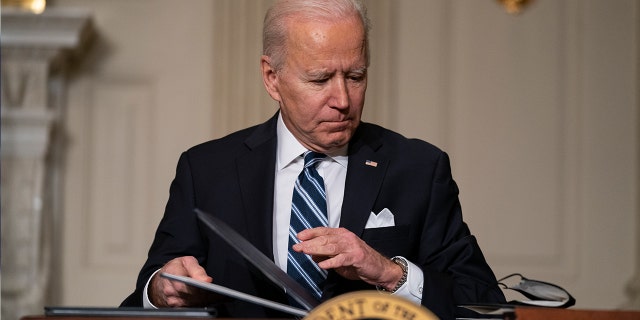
[304,291,439,320]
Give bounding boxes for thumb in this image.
[180,256,212,283]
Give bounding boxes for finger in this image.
[166,296,189,307]
[296,226,342,241]
[292,236,336,256]
[294,227,349,253]
[164,280,198,308]
[181,256,213,282]
[167,277,192,294]
[160,259,196,292]
[156,266,192,293]
[160,272,210,307]
[316,253,348,269]
[295,228,359,256]
[154,256,213,307]
[151,272,185,307]
[161,277,181,298]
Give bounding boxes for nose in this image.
[329,78,349,110]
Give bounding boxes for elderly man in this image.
[121,0,505,318]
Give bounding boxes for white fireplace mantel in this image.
[2,7,93,49]
[1,6,94,320]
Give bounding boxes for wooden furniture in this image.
[506,307,640,320]
[22,307,640,320]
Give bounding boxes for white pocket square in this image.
[365,208,395,229]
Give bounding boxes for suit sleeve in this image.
[418,151,505,318]
[121,152,206,307]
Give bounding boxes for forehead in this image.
[284,15,367,69]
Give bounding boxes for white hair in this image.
[262,0,371,71]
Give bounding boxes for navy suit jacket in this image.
[121,113,505,319]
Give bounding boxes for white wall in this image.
[391,0,639,309]
[50,0,638,311]
[54,0,216,305]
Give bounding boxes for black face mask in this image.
[498,273,576,308]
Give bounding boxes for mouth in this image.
[320,118,355,132]
[322,118,351,126]
[323,117,351,124]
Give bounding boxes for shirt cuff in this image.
[142,269,161,309]
[391,257,423,305]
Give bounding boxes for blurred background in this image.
[1,0,638,319]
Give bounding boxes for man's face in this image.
[262,15,367,153]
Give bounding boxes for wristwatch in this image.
[378,256,408,293]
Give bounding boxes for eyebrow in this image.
[306,70,331,78]
[306,66,367,78]
[350,67,367,74]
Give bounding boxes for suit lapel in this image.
[236,114,278,259]
[340,123,388,237]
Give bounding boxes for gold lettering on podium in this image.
[305,291,438,320]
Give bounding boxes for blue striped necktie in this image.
[287,151,328,300]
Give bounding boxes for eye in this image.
[348,74,365,83]
[311,78,329,84]
[347,71,366,83]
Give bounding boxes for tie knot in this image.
[303,151,325,168]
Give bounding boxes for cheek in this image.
[283,94,325,125]
[352,92,365,106]
[349,90,366,111]
[291,92,327,115]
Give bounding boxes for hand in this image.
[292,227,404,291]
[149,256,214,307]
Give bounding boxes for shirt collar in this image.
[276,113,348,170]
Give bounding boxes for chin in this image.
[324,133,352,148]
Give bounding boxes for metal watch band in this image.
[390,256,409,293]
[376,256,409,293]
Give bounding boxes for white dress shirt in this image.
[273,114,348,269]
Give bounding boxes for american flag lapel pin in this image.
[365,160,378,167]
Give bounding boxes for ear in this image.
[261,55,281,102]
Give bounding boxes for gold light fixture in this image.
[1,0,46,14]
[496,0,534,15]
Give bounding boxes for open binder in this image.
[160,208,320,317]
